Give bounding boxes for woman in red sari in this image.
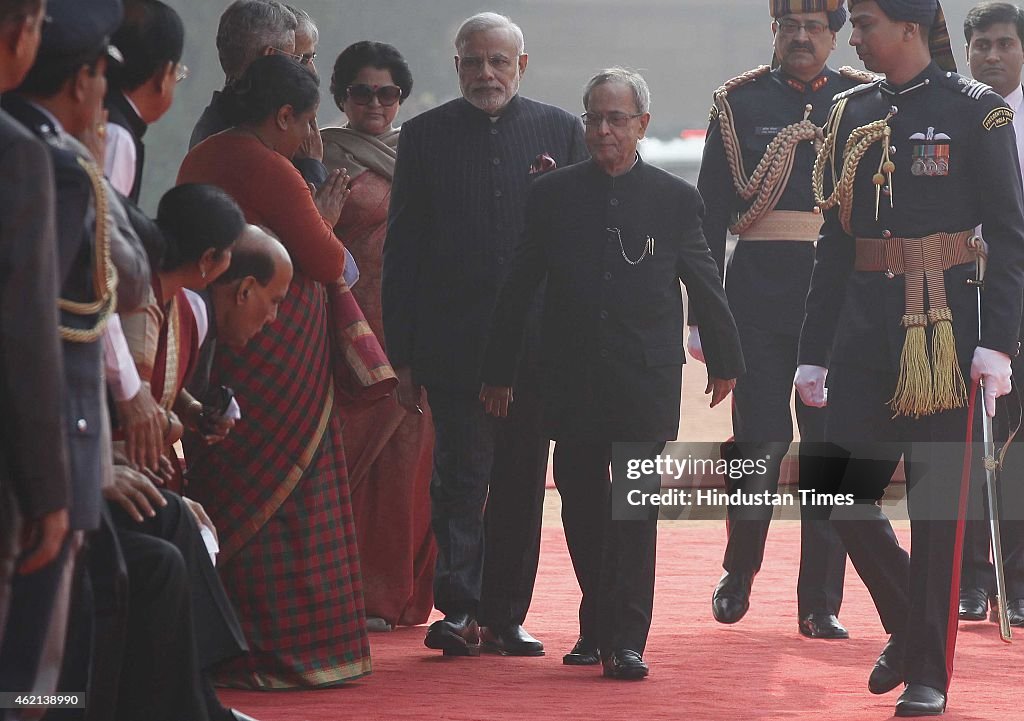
[178,55,370,688]
[322,42,436,631]
[120,184,245,460]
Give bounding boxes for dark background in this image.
[140,0,987,211]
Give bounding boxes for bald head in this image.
[212,225,293,350]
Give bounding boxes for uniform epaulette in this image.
[838,65,881,85]
[831,80,881,103]
[709,65,771,123]
[942,72,996,100]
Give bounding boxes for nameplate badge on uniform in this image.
[983,107,1014,131]
[909,127,950,177]
[754,126,783,137]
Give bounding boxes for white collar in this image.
[1004,83,1024,112]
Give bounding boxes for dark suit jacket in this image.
[105,89,146,204]
[3,95,116,531]
[382,94,588,392]
[0,110,70,526]
[482,156,745,442]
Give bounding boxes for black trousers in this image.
[724,324,847,616]
[824,362,976,692]
[553,440,662,654]
[960,376,1024,601]
[426,386,549,623]
[107,491,248,670]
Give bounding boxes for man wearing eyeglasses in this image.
[383,11,587,661]
[480,68,743,679]
[690,0,869,640]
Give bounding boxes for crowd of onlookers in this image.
[0,0,442,718]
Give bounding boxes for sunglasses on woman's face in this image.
[346,84,402,107]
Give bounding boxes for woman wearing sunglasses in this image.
[321,42,435,634]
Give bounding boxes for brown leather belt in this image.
[854,231,981,275]
[737,210,822,242]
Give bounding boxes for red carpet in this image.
[219,521,1023,721]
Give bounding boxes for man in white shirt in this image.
[961,0,1024,628]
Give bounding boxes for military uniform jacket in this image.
[481,156,744,442]
[382,94,588,393]
[695,66,865,336]
[3,95,111,531]
[799,62,1024,373]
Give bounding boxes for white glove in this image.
[794,364,828,408]
[686,326,706,364]
[970,346,1012,417]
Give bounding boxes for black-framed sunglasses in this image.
[346,84,402,107]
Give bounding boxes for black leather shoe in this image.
[480,624,544,656]
[712,571,753,624]
[868,637,903,695]
[799,613,849,639]
[424,612,481,656]
[895,683,946,716]
[1008,598,1024,627]
[601,649,649,680]
[562,636,600,665]
[958,587,990,621]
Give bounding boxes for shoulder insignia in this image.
[838,65,881,85]
[708,104,719,123]
[944,73,996,100]
[831,80,881,103]
[714,65,771,99]
[983,106,1015,131]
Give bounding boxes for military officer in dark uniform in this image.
[795,0,1024,715]
[480,68,744,679]
[690,0,871,637]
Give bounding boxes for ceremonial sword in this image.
[970,235,1013,642]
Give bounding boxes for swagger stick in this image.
[972,236,1013,642]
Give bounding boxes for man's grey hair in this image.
[455,12,525,55]
[216,0,298,83]
[286,5,319,45]
[583,67,651,114]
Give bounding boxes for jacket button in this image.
[492,157,501,166]
[490,128,498,135]
[494,189,502,198]
[600,349,609,358]
[600,310,608,319]
[603,271,612,281]
[609,198,619,206]
[497,256,505,265]
[885,269,895,279]
[76,418,88,433]
[882,229,892,239]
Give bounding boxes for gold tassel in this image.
[890,314,933,418]
[928,307,967,411]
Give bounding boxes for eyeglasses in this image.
[581,111,643,128]
[777,19,829,36]
[270,47,316,66]
[346,84,402,107]
[175,63,189,83]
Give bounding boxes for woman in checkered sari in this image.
[177,55,370,688]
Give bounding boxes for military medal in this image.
[909,127,950,176]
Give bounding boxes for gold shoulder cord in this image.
[715,65,824,235]
[58,157,118,343]
[812,97,894,234]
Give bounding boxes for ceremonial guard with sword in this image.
[795,0,1024,716]
[690,0,872,638]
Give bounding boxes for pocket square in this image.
[529,153,557,174]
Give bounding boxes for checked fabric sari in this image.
[183,268,371,688]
